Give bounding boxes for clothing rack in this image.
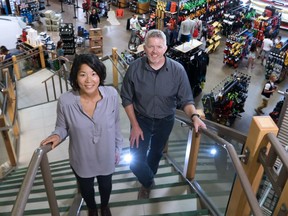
[167,44,208,97]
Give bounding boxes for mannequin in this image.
[192,18,203,39]
[177,16,196,42]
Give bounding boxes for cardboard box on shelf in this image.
[90,46,103,54]
[89,28,102,36]
[89,40,103,47]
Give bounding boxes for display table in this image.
[174,39,202,53]
[131,44,144,54]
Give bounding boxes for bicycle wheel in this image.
[128,30,138,51]
[134,37,141,50]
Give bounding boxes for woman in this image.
[41,54,123,216]
[199,30,207,51]
[89,8,100,28]
[56,40,64,57]
[0,46,14,82]
[246,42,257,69]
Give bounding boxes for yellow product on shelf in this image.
[207,44,214,53]
[236,44,242,50]
[214,35,221,41]
[208,39,213,45]
[213,41,220,51]
[212,21,219,27]
[232,43,238,48]
[234,50,241,56]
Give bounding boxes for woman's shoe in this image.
[101,205,112,216]
[88,208,98,216]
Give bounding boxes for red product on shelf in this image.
[22,29,27,42]
[170,2,177,13]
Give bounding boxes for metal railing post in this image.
[40,154,60,216]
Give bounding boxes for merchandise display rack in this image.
[59,23,76,55]
[206,21,222,53]
[265,41,288,82]
[202,72,251,126]
[20,1,41,24]
[167,40,208,97]
[223,29,252,68]
[252,7,281,47]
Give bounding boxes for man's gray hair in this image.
[144,29,167,46]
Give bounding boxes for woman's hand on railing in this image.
[58,56,70,63]
[40,134,61,149]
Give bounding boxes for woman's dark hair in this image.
[250,42,257,52]
[0,46,9,54]
[202,30,207,39]
[69,54,106,91]
[56,41,63,49]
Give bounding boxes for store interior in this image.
[0,0,288,215]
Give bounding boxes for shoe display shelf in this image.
[206,21,222,53]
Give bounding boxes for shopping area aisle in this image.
[16,0,288,168]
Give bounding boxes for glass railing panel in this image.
[101,56,126,88]
[166,120,190,171]
[167,115,249,215]
[0,133,10,164]
[17,54,41,79]
[193,132,237,215]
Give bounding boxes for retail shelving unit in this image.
[265,43,288,82]
[223,29,252,68]
[59,23,76,55]
[202,72,251,126]
[206,21,222,53]
[20,1,40,24]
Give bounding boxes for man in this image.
[120,29,206,200]
[255,73,278,115]
[89,8,100,28]
[129,14,139,30]
[260,36,273,65]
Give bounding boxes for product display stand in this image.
[89,28,103,57]
[202,72,251,126]
[174,39,202,53]
[167,40,208,97]
[265,41,288,82]
[206,21,222,53]
[20,1,40,24]
[59,23,76,55]
[223,29,253,68]
[253,6,281,47]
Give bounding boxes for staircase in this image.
[0,147,214,216]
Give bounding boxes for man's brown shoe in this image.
[138,186,151,199]
[137,180,155,200]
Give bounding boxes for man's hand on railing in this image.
[40,134,61,149]
[192,116,207,133]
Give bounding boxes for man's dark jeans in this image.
[130,112,175,188]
